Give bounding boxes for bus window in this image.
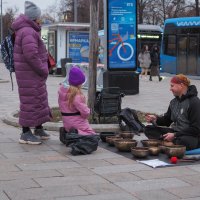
[163,35,176,56]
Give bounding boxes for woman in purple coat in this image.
[12,1,51,144]
[58,66,96,135]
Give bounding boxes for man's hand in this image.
[145,114,157,123]
[163,133,175,141]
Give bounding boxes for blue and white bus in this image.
[161,17,200,75]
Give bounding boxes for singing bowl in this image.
[119,131,134,139]
[148,146,160,156]
[99,132,116,142]
[106,136,123,146]
[114,139,137,152]
[160,141,175,153]
[165,145,186,158]
[141,139,161,147]
[131,147,149,158]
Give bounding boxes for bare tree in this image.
[3,7,18,39]
[88,0,99,113]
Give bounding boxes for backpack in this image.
[1,32,15,90]
[119,107,145,135]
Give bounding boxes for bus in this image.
[161,17,200,75]
[98,24,163,67]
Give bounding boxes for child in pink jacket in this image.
[58,66,96,135]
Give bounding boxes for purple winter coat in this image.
[11,15,51,127]
[58,85,96,135]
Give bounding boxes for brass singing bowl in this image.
[131,147,149,158]
[165,145,186,158]
[149,146,160,156]
[106,136,123,146]
[160,141,175,153]
[114,139,137,152]
[119,131,134,139]
[100,132,116,142]
[141,139,161,147]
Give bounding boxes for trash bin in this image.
[61,58,72,77]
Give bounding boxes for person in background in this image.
[12,1,51,144]
[149,45,162,81]
[138,45,151,80]
[58,66,96,135]
[145,74,200,150]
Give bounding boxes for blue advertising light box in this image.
[107,0,137,70]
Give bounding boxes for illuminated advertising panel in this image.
[107,0,137,70]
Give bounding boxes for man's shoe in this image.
[159,77,163,82]
[149,77,152,81]
[34,129,50,140]
[19,131,42,145]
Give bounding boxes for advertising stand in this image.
[103,0,139,95]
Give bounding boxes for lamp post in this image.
[0,0,3,43]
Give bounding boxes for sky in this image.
[2,0,58,14]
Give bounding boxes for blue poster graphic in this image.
[68,32,89,63]
[108,0,137,70]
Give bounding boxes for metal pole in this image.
[0,0,3,43]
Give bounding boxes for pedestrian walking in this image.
[149,45,162,81]
[12,1,51,144]
[138,45,151,80]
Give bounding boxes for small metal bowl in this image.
[119,131,134,139]
[131,147,149,158]
[160,141,175,153]
[141,139,161,147]
[106,136,123,146]
[114,139,137,152]
[165,145,186,158]
[99,132,116,142]
[149,146,160,156]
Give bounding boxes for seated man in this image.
[145,74,200,150]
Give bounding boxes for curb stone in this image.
[2,110,120,133]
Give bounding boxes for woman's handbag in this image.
[48,52,56,70]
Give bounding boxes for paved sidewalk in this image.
[1,63,200,200]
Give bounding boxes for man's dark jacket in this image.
[156,85,200,138]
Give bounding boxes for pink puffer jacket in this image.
[58,85,96,135]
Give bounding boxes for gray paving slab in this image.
[56,193,138,200]
[35,175,109,187]
[0,191,10,200]
[115,177,190,193]
[134,189,179,200]
[16,161,81,171]
[0,169,63,181]
[91,163,151,174]
[5,186,89,200]
[100,172,141,182]
[132,166,198,179]
[166,185,200,199]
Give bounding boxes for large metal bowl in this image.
[141,139,161,147]
[106,136,123,146]
[149,146,160,156]
[160,141,175,153]
[165,145,186,158]
[131,147,149,158]
[119,131,134,139]
[99,132,116,142]
[114,139,137,152]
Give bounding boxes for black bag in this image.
[119,108,145,135]
[65,133,100,155]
